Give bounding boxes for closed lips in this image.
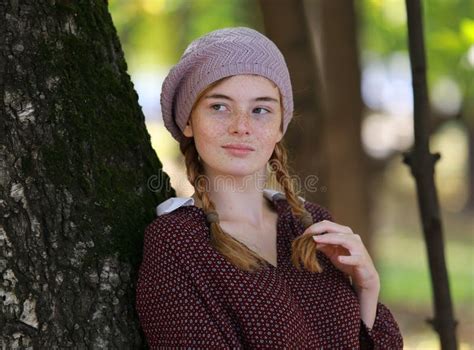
[222,144,255,151]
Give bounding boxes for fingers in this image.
[337,254,363,266]
[303,219,354,236]
[312,232,363,252]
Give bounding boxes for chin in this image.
[219,167,258,178]
[206,162,264,180]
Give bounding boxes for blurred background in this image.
[108,0,473,348]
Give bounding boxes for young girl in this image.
[136,27,403,349]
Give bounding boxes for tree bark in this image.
[403,1,458,348]
[1,1,172,348]
[258,0,330,208]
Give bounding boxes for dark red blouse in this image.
[136,195,403,349]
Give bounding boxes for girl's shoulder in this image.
[302,199,334,222]
[145,203,204,242]
[265,190,333,223]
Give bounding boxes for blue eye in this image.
[253,107,270,114]
[211,104,226,111]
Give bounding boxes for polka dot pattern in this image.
[136,196,403,349]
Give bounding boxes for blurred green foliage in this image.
[357,0,474,120]
[109,0,261,70]
[377,231,473,306]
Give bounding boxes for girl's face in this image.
[183,74,284,180]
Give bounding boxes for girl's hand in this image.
[305,220,380,293]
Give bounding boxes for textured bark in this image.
[1,0,173,348]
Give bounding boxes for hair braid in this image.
[270,142,322,273]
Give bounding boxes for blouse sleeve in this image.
[135,222,231,349]
[313,203,404,349]
[358,301,404,349]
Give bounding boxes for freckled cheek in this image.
[196,117,222,135]
[259,130,280,153]
[194,127,221,153]
[259,128,280,142]
[254,135,277,152]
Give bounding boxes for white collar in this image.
[156,188,305,216]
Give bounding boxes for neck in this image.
[191,171,275,228]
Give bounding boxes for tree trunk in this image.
[403,0,458,348]
[464,116,474,211]
[303,0,373,251]
[1,1,172,348]
[259,0,372,250]
[258,0,330,207]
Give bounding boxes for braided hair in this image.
[179,77,322,273]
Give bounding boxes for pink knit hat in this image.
[160,27,294,144]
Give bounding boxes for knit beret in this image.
[160,26,294,144]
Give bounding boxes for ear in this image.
[183,119,194,138]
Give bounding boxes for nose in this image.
[228,109,251,135]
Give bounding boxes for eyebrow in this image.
[204,93,279,104]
